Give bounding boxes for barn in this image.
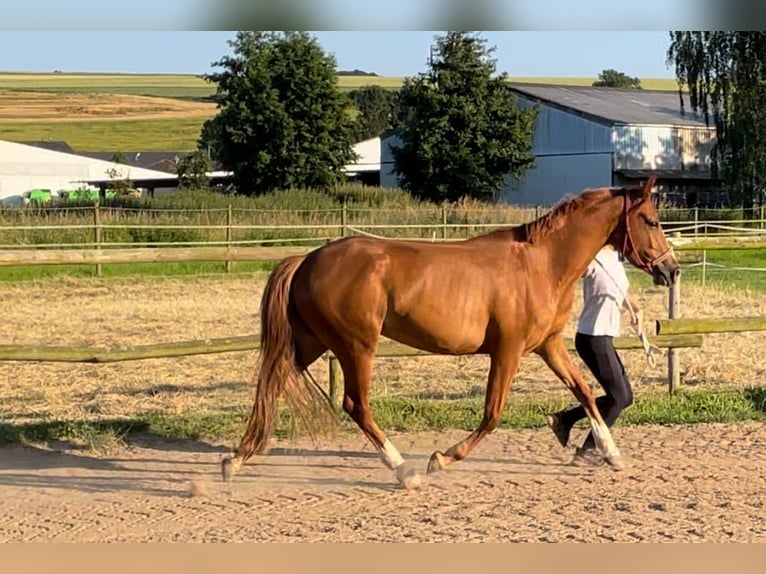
[0,139,179,204]
[380,83,719,208]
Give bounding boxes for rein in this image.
[621,190,673,273]
[593,256,662,368]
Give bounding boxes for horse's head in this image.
[609,177,680,287]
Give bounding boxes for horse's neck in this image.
[544,195,622,288]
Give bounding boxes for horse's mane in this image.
[511,186,621,244]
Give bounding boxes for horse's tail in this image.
[229,254,337,471]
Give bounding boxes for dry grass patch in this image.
[0,90,215,122]
[1,273,765,438]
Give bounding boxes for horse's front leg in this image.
[535,333,625,470]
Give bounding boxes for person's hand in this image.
[630,309,644,336]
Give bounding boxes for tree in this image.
[390,31,538,203]
[667,32,766,211]
[176,150,211,190]
[347,85,400,141]
[200,31,357,195]
[592,69,642,89]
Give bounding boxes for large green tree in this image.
[667,31,766,211]
[200,31,357,195]
[390,31,538,203]
[347,85,400,141]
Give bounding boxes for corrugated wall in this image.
[379,100,717,207]
[501,96,614,206]
[380,100,615,195]
[612,125,715,170]
[499,153,613,207]
[516,95,612,155]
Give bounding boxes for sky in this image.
[0,31,678,79]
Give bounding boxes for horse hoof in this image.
[427,451,446,474]
[395,464,423,490]
[605,454,626,471]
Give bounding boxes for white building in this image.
[381,84,719,208]
[344,136,382,186]
[0,139,178,204]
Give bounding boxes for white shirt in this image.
[576,248,629,337]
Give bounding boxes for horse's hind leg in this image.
[535,334,624,469]
[335,347,422,489]
[428,340,523,474]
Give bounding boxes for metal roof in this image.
[509,83,712,128]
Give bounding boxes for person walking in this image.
[547,245,643,468]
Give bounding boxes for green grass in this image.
[5,250,763,292]
[1,387,763,448]
[627,248,766,293]
[0,73,216,100]
[1,184,764,291]
[0,72,404,97]
[0,262,277,282]
[0,72,681,96]
[507,76,681,91]
[0,117,208,151]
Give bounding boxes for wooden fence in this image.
[1,234,766,269]
[0,332,705,402]
[2,225,766,396]
[3,313,766,400]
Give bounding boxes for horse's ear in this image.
[642,176,656,198]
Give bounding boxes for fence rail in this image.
[2,203,766,253]
[1,235,764,269]
[0,333,703,363]
[0,332,705,402]
[0,246,313,266]
[656,316,766,336]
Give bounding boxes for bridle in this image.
[620,189,673,273]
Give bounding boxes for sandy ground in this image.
[1,422,765,542]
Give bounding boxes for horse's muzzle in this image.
[652,259,681,286]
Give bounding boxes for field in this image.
[0,72,681,151]
[1,272,765,541]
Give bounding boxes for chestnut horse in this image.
[221,177,679,488]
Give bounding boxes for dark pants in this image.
[561,332,634,449]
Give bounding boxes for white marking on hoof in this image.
[381,439,405,470]
[590,421,621,459]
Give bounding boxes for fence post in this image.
[93,202,102,277]
[225,204,233,273]
[441,204,448,240]
[667,231,682,394]
[701,249,707,286]
[341,202,348,238]
[328,355,342,406]
[693,207,699,237]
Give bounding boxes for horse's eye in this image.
[648,220,660,228]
